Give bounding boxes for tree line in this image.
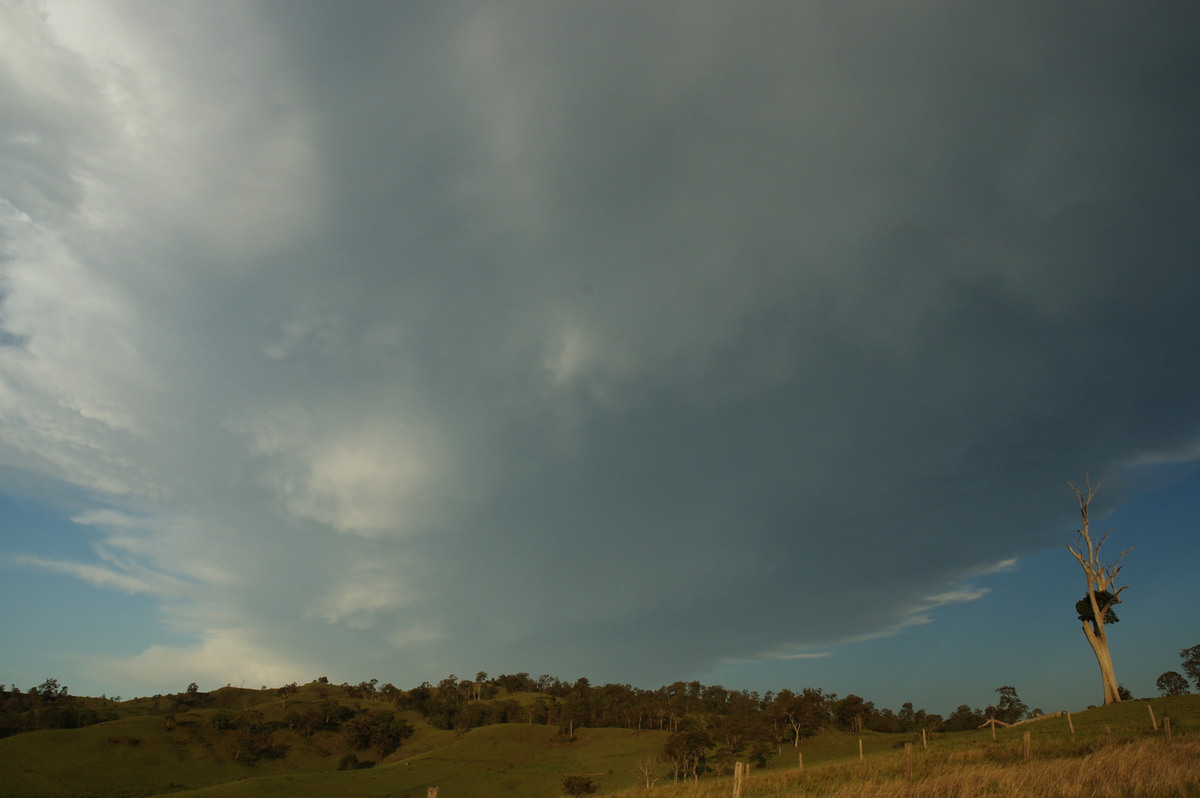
[0,678,117,737]
[4,640,1197,754]
[333,674,1039,743]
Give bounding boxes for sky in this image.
[1,1,1199,717]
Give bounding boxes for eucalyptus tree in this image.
[1066,477,1131,705]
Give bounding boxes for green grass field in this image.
[1,692,1196,797]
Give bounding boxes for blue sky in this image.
[2,0,1199,717]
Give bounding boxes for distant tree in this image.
[1067,477,1131,705]
[207,709,237,731]
[319,698,353,726]
[277,682,299,710]
[404,682,433,714]
[711,710,773,768]
[835,696,873,729]
[207,710,273,763]
[1181,644,1200,690]
[186,682,199,695]
[559,694,591,737]
[35,679,67,702]
[351,678,378,698]
[633,758,659,790]
[1117,685,1134,701]
[473,671,489,701]
[379,682,401,705]
[772,688,828,746]
[342,710,414,759]
[1155,671,1190,696]
[922,711,945,731]
[986,686,1028,725]
[867,707,898,733]
[495,672,535,694]
[231,723,273,763]
[526,696,550,726]
[662,727,712,782]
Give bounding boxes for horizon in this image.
[2,1,1199,722]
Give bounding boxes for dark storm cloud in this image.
[2,0,1198,689]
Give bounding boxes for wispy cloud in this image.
[972,559,1018,576]
[732,651,837,664]
[14,555,166,596]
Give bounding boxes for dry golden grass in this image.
[611,739,1200,798]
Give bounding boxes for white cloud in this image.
[832,587,991,645]
[841,614,937,644]
[972,558,1019,576]
[234,408,444,537]
[14,554,164,595]
[39,0,320,254]
[921,588,991,607]
[314,561,418,629]
[0,203,158,495]
[97,632,311,695]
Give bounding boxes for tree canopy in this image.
[1156,671,1190,696]
[1181,644,1200,690]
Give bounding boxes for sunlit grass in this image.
[611,739,1200,798]
[611,697,1200,798]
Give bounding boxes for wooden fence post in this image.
[732,761,745,798]
[798,751,803,770]
[427,788,439,798]
[1164,717,1172,742]
[1148,704,1158,731]
[905,742,913,779]
[1023,731,1031,761]
[1066,712,1074,735]
[858,738,864,761]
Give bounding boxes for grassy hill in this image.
[167,724,668,798]
[609,695,1200,798]
[1,689,1196,797]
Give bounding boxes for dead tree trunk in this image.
[1067,477,1131,706]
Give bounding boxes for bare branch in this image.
[1094,526,1115,557]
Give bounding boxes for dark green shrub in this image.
[562,774,597,795]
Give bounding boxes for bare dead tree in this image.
[1066,476,1132,705]
[634,758,659,790]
